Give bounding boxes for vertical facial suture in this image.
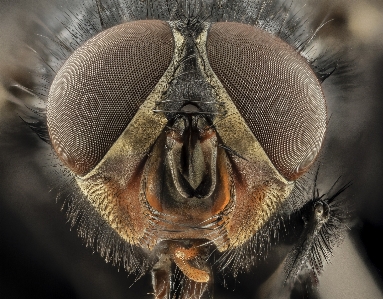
[42,1,337,298]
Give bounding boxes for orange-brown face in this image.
[46,19,326,285]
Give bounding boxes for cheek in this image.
[76,153,150,246]
[222,157,293,248]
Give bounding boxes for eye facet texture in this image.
[207,22,327,180]
[47,20,174,175]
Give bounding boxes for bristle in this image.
[283,174,351,285]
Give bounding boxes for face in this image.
[3,0,383,299]
[45,4,328,295]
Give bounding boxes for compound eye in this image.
[207,22,327,180]
[47,20,174,176]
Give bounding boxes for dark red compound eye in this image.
[206,22,326,181]
[47,20,174,176]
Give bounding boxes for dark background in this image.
[1,0,383,298]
